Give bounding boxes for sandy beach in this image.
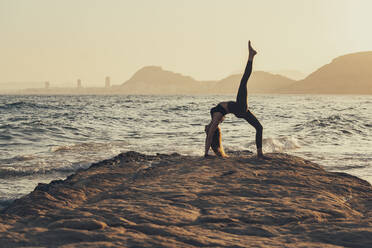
[1,151,372,247]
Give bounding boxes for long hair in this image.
[205,125,227,157]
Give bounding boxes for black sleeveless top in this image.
[227,101,242,114]
[210,101,244,117]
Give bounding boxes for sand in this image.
[1,151,372,247]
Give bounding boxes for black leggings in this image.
[236,60,252,112]
[240,110,263,149]
[234,60,263,149]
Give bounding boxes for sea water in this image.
[0,94,371,207]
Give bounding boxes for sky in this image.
[1,0,372,86]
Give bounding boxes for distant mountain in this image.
[119,66,216,94]
[281,52,372,94]
[213,71,295,94]
[120,66,295,94]
[7,51,371,95]
[271,70,307,80]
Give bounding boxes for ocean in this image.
[0,94,371,208]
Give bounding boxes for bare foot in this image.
[257,154,270,160]
[248,40,257,56]
[204,154,213,159]
[257,148,269,159]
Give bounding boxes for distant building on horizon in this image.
[45,81,50,89]
[105,76,110,88]
[77,79,82,88]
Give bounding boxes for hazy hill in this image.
[120,66,295,94]
[213,71,295,94]
[5,52,372,95]
[271,70,307,80]
[119,66,216,94]
[282,52,372,94]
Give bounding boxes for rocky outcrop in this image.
[1,151,372,247]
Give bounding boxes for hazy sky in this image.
[1,0,372,86]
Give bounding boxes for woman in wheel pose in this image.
[205,41,263,158]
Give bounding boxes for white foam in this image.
[50,141,129,153]
[262,136,301,153]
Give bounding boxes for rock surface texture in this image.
[1,151,372,248]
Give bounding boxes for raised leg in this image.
[236,61,252,112]
[236,41,256,112]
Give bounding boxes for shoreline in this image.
[1,151,372,247]
[2,92,372,96]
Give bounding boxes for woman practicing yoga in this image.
[204,41,263,158]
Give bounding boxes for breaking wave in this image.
[0,162,91,179]
[262,137,301,153]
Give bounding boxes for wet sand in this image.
[1,151,372,247]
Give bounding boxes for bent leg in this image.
[242,110,263,149]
